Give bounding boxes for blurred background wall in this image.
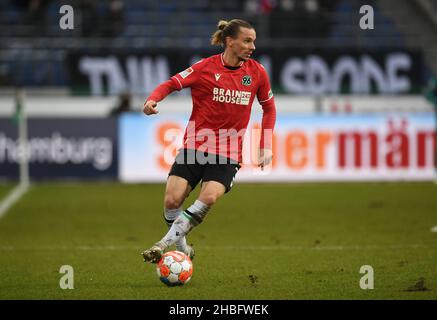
[0,0,436,181]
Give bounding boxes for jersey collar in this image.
[220,53,244,69]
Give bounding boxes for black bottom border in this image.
[1,300,437,319]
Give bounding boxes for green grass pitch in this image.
[0,182,436,299]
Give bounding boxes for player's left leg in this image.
[152,181,225,255]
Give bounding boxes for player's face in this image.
[228,27,256,62]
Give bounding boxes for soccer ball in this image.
[156,251,193,286]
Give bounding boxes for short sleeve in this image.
[257,65,274,105]
[171,59,205,90]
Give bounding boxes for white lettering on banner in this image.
[141,56,170,94]
[0,133,112,170]
[307,55,330,94]
[77,53,415,96]
[79,57,126,96]
[361,56,387,93]
[79,56,169,96]
[280,54,413,94]
[387,53,411,93]
[332,57,362,93]
[212,87,251,105]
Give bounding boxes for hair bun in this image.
[217,20,229,31]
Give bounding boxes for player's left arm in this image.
[256,65,277,169]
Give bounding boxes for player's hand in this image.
[143,100,159,115]
[258,148,273,170]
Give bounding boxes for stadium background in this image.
[0,0,436,299]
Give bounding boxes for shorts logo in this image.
[179,67,194,79]
[242,75,252,86]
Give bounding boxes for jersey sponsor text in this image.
[212,87,251,105]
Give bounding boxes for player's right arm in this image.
[143,79,177,116]
[143,59,205,116]
[143,99,159,115]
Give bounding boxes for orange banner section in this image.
[154,118,435,173]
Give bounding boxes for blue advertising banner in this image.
[0,118,118,180]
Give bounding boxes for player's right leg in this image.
[143,154,241,263]
[150,180,224,259]
[142,149,202,263]
[163,175,195,257]
[142,176,192,263]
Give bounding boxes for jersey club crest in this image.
[242,75,252,86]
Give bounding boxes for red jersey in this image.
[149,53,276,163]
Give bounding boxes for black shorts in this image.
[168,149,241,193]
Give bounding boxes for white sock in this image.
[164,207,188,251]
[159,200,210,249]
[159,211,194,249]
[185,200,210,225]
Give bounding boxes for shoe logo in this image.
[215,73,221,81]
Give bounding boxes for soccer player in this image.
[142,19,276,263]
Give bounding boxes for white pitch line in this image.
[0,244,434,252]
[0,183,30,220]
